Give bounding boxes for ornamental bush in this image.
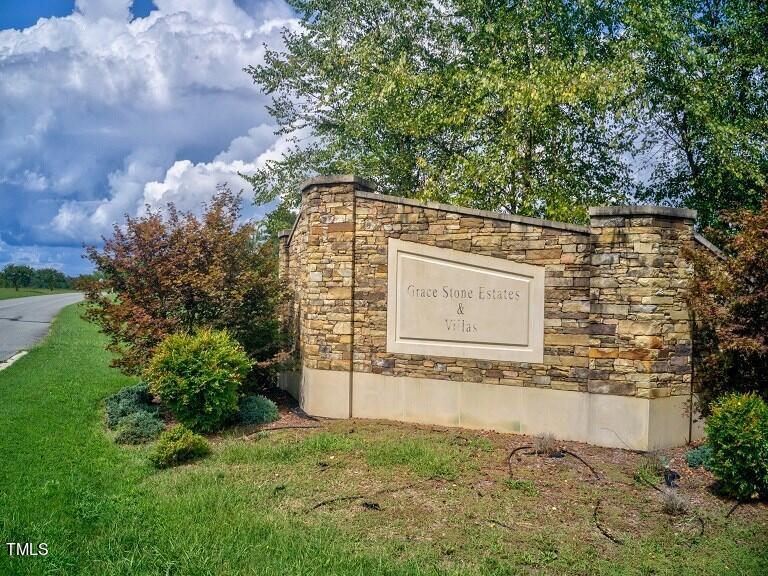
[146,329,252,432]
[84,189,281,378]
[706,393,768,500]
[150,424,210,468]
[686,200,768,414]
[114,410,164,444]
[239,395,279,425]
[105,382,155,429]
[685,444,713,470]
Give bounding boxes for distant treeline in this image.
[0,264,95,291]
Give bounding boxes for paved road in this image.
[0,293,84,362]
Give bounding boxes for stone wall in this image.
[278,175,707,449]
[353,191,592,391]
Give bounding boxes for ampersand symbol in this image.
[457,303,464,315]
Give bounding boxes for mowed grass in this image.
[1,304,767,575]
[0,305,437,575]
[0,287,76,300]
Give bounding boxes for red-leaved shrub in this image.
[686,199,768,413]
[84,188,281,380]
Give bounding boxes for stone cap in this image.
[299,174,376,193]
[357,190,590,234]
[589,205,697,220]
[277,229,291,239]
[694,232,726,259]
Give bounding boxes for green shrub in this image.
[685,444,713,470]
[239,395,279,425]
[150,424,210,468]
[105,382,154,429]
[706,393,768,500]
[114,411,164,444]
[145,329,252,432]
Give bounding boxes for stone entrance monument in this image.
[278,175,717,449]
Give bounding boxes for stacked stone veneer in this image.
[279,175,706,449]
[588,207,696,399]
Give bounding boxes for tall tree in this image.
[248,1,766,232]
[247,0,635,224]
[2,264,34,291]
[629,0,768,230]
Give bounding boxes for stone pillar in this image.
[277,229,290,281]
[298,175,374,417]
[276,229,293,354]
[588,206,696,400]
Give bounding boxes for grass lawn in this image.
[1,304,766,575]
[0,287,76,300]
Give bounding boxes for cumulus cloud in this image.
[0,0,301,270]
[141,124,301,212]
[50,149,167,241]
[49,125,301,242]
[75,0,133,21]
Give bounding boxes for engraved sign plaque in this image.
[386,239,545,362]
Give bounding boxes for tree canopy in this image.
[2,264,34,291]
[630,0,768,229]
[246,0,767,232]
[32,268,70,290]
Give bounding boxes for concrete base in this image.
[279,366,703,450]
[278,371,302,402]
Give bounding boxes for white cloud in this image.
[0,233,41,267]
[141,123,302,212]
[0,0,301,258]
[153,0,245,23]
[49,125,304,242]
[50,149,167,240]
[0,232,86,272]
[75,0,133,21]
[0,170,49,192]
[0,1,271,109]
[22,171,48,191]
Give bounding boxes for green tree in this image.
[246,0,636,224]
[32,268,69,290]
[2,264,34,291]
[255,201,297,250]
[247,1,767,234]
[629,0,768,230]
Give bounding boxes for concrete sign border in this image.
[386,238,545,362]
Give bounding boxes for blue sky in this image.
[0,1,295,274]
[0,1,85,29]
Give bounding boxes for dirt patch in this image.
[261,387,320,429]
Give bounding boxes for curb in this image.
[0,351,28,372]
